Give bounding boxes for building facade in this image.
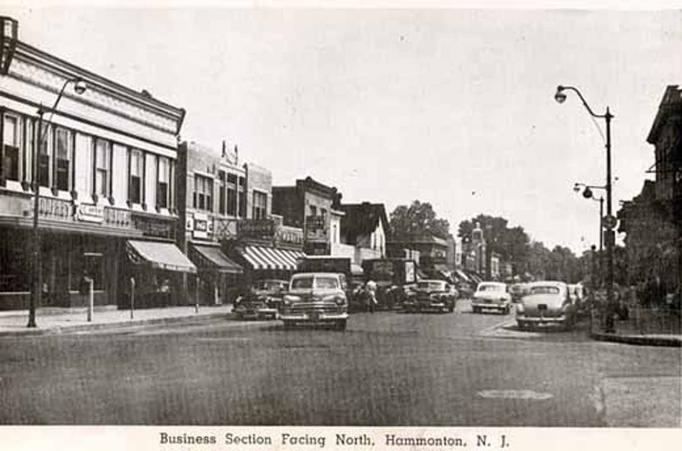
[0,17,193,310]
[335,202,388,265]
[272,176,340,255]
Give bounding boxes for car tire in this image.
[335,319,347,331]
[448,304,455,313]
[504,305,510,315]
[473,306,480,314]
[517,320,527,331]
[283,321,295,330]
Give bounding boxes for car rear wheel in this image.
[503,305,510,315]
[473,306,480,313]
[517,320,527,330]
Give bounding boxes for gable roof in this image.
[339,203,389,243]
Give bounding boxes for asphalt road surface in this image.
[0,300,679,426]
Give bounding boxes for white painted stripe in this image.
[245,246,269,270]
[241,251,262,270]
[264,247,289,270]
[250,246,280,270]
[272,248,295,270]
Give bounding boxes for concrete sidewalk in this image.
[0,304,232,337]
[588,309,681,347]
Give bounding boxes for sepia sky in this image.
[4,2,682,252]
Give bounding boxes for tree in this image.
[389,201,450,239]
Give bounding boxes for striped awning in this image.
[455,269,472,283]
[239,245,306,271]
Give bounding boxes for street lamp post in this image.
[556,85,616,332]
[28,77,87,328]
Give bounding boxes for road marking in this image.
[477,389,553,400]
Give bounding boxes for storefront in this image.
[188,242,242,305]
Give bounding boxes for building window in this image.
[38,123,51,187]
[252,190,267,219]
[157,156,169,209]
[55,127,72,191]
[238,176,246,218]
[226,173,238,216]
[94,138,110,196]
[309,205,317,216]
[129,149,143,204]
[218,170,226,215]
[320,208,327,219]
[194,174,213,212]
[2,114,20,182]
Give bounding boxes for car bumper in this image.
[516,315,567,324]
[279,312,349,322]
[235,308,278,319]
[472,301,508,311]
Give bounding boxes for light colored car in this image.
[471,282,512,314]
[279,272,349,330]
[403,280,457,313]
[516,281,577,330]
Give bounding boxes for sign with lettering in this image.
[30,197,73,221]
[238,219,275,240]
[132,214,174,239]
[305,215,327,241]
[192,213,209,239]
[76,204,104,223]
[275,226,304,247]
[103,207,131,228]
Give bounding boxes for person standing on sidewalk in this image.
[365,279,378,313]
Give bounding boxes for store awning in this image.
[455,269,471,283]
[191,244,243,274]
[239,245,306,271]
[126,240,197,273]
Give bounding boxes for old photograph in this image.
[0,0,680,434]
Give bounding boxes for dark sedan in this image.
[403,280,457,313]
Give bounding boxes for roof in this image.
[647,85,682,144]
[339,203,389,243]
[389,233,448,246]
[527,281,567,288]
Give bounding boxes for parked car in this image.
[403,280,457,313]
[471,282,512,314]
[279,272,349,330]
[233,279,289,320]
[516,281,577,330]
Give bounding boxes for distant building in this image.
[335,202,389,265]
[272,176,340,255]
[387,233,449,279]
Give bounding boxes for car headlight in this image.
[283,295,299,305]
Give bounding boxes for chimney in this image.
[234,145,239,164]
[222,140,226,158]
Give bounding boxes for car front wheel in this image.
[334,319,347,331]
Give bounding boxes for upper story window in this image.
[157,156,170,209]
[238,176,246,218]
[309,205,317,216]
[94,138,111,197]
[2,114,20,182]
[226,173,238,216]
[194,174,213,212]
[128,149,143,204]
[54,127,73,191]
[38,123,51,187]
[252,190,267,219]
[218,171,226,215]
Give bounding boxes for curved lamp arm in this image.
[556,85,608,119]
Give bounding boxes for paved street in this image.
[0,300,679,426]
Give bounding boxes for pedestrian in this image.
[365,279,377,313]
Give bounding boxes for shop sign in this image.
[238,219,275,240]
[213,217,238,240]
[305,215,327,241]
[132,214,174,239]
[192,213,209,239]
[76,204,104,223]
[104,207,131,228]
[30,197,73,221]
[275,225,304,246]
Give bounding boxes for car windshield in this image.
[478,284,504,292]
[530,286,560,295]
[315,277,339,289]
[291,277,314,290]
[256,281,284,291]
[417,281,444,290]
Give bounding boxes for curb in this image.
[0,311,233,337]
[590,331,682,347]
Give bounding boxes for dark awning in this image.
[191,244,243,274]
[126,240,197,273]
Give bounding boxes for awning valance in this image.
[191,244,243,274]
[455,269,471,283]
[239,245,306,271]
[126,240,197,273]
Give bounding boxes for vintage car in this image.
[471,282,512,314]
[516,281,577,330]
[279,272,349,330]
[232,279,289,320]
[403,280,457,313]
